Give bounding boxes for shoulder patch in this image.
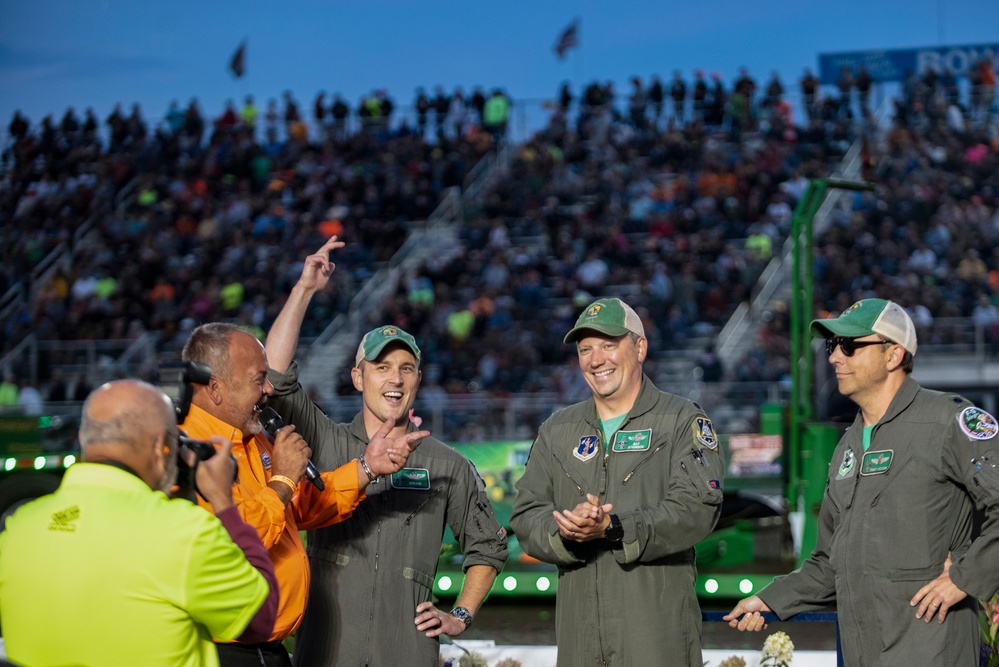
[693,417,718,449]
[958,407,998,441]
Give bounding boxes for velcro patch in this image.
[391,468,431,490]
[958,407,998,441]
[611,429,653,452]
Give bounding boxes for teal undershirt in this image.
[599,414,628,454]
[862,424,875,452]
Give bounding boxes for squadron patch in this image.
[837,449,856,479]
[958,407,999,441]
[574,435,599,462]
[693,417,718,449]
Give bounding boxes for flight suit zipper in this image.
[404,486,442,525]
[623,444,665,484]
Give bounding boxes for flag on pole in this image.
[553,20,579,60]
[228,40,246,78]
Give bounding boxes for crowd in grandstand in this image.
[1,62,997,430]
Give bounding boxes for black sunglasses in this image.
[824,336,892,357]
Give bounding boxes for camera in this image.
[157,360,237,498]
[158,360,211,425]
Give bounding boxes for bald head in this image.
[79,380,177,491]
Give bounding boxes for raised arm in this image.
[266,236,344,373]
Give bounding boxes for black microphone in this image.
[259,407,325,491]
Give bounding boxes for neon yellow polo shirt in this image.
[0,463,269,667]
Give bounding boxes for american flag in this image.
[553,20,579,60]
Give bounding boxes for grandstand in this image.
[1,68,997,442]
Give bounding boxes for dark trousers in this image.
[216,641,293,667]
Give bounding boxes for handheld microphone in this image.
[259,407,325,491]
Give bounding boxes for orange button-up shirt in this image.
[182,403,364,641]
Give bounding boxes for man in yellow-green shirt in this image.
[0,379,277,666]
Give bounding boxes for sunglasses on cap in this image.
[824,336,892,357]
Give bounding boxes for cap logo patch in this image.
[586,304,602,318]
[845,302,862,314]
[574,435,599,462]
[381,327,398,337]
[958,407,998,441]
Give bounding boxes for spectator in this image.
[648,75,664,126]
[17,380,43,416]
[670,70,686,124]
[856,66,873,117]
[800,68,818,120]
[0,371,18,408]
[697,343,725,382]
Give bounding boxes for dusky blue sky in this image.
[1,0,997,134]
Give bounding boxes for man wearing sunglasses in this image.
[725,298,999,666]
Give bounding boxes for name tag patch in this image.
[958,407,998,441]
[611,429,653,452]
[693,417,718,450]
[860,450,894,476]
[573,435,599,462]
[391,468,431,490]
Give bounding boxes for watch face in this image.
[606,515,623,541]
[451,606,473,627]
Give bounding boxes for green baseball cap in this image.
[355,326,422,367]
[810,298,917,355]
[563,298,646,344]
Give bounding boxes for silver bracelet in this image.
[358,454,377,482]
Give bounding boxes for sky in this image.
[1,0,998,137]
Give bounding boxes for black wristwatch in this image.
[604,514,624,542]
[450,606,473,628]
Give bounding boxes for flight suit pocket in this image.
[678,449,723,506]
[870,573,949,654]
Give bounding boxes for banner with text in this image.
[819,43,999,84]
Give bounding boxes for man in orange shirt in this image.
[181,322,428,667]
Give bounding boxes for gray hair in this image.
[182,323,247,381]
[78,380,172,453]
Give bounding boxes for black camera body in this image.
[158,360,212,425]
[157,360,237,498]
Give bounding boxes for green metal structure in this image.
[788,177,874,563]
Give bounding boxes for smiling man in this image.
[180,322,425,666]
[510,297,725,667]
[263,238,508,667]
[724,298,999,667]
